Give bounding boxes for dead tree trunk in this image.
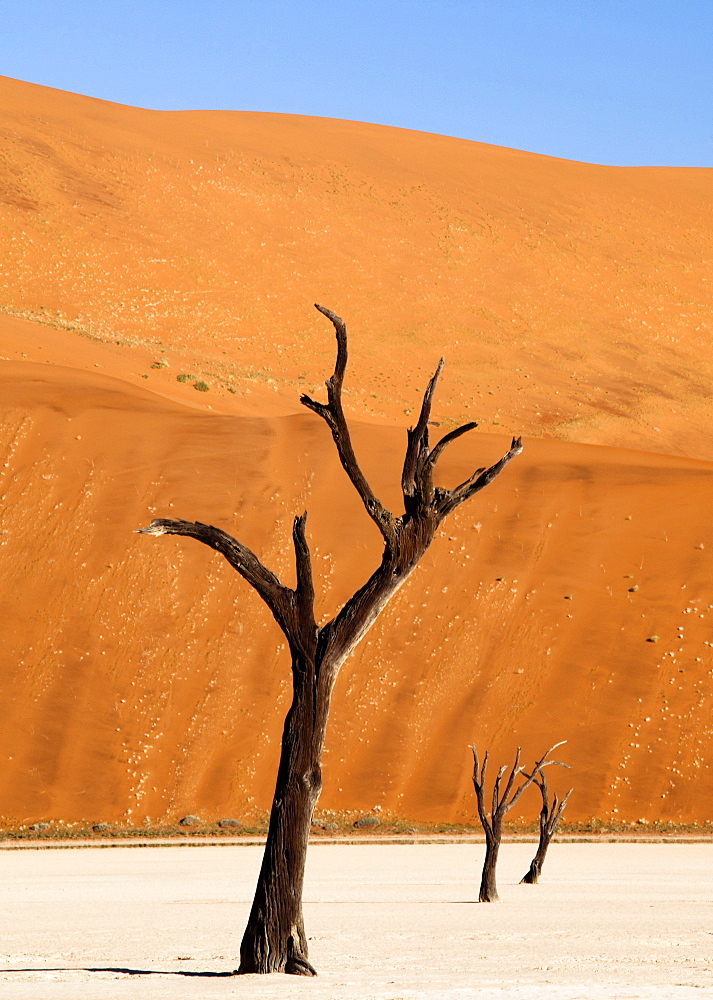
[470,743,563,902]
[520,770,572,885]
[479,828,501,903]
[138,305,522,974]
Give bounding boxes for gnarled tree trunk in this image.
[479,831,501,902]
[237,543,433,973]
[520,845,545,886]
[520,772,572,885]
[139,305,522,972]
[238,647,323,975]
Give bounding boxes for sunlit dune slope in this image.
[0,360,711,826]
[0,77,712,828]
[1,76,712,457]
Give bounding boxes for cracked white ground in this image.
[0,842,711,999]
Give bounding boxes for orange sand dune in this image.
[0,359,711,826]
[1,76,712,457]
[0,78,712,828]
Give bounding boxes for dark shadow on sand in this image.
[2,966,238,978]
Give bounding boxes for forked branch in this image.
[301,305,397,542]
[437,436,523,518]
[401,358,444,502]
[470,745,541,839]
[136,517,292,632]
[402,390,522,520]
[302,305,522,534]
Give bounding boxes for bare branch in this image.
[506,769,540,811]
[510,741,567,810]
[292,512,315,624]
[136,517,291,630]
[533,741,568,772]
[553,787,573,819]
[401,358,444,501]
[301,305,396,541]
[500,747,522,803]
[479,748,489,788]
[469,745,492,839]
[541,772,551,814]
[437,436,523,518]
[447,467,486,498]
[314,303,348,391]
[426,421,479,470]
[541,782,573,842]
[409,420,481,514]
[471,743,553,830]
[470,744,489,790]
[493,763,509,817]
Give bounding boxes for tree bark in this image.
[238,649,323,975]
[479,833,501,902]
[238,519,441,971]
[520,845,546,885]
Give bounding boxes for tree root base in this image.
[234,963,317,977]
[235,953,318,977]
[286,955,318,976]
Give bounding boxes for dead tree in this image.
[470,743,564,902]
[520,768,572,884]
[138,305,522,975]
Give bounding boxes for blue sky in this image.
[1,1,711,166]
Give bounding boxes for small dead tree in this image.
[470,743,564,902]
[138,305,522,974]
[520,766,572,884]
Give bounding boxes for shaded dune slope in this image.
[0,78,711,826]
[1,362,711,825]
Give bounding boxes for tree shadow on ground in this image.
[3,967,238,978]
